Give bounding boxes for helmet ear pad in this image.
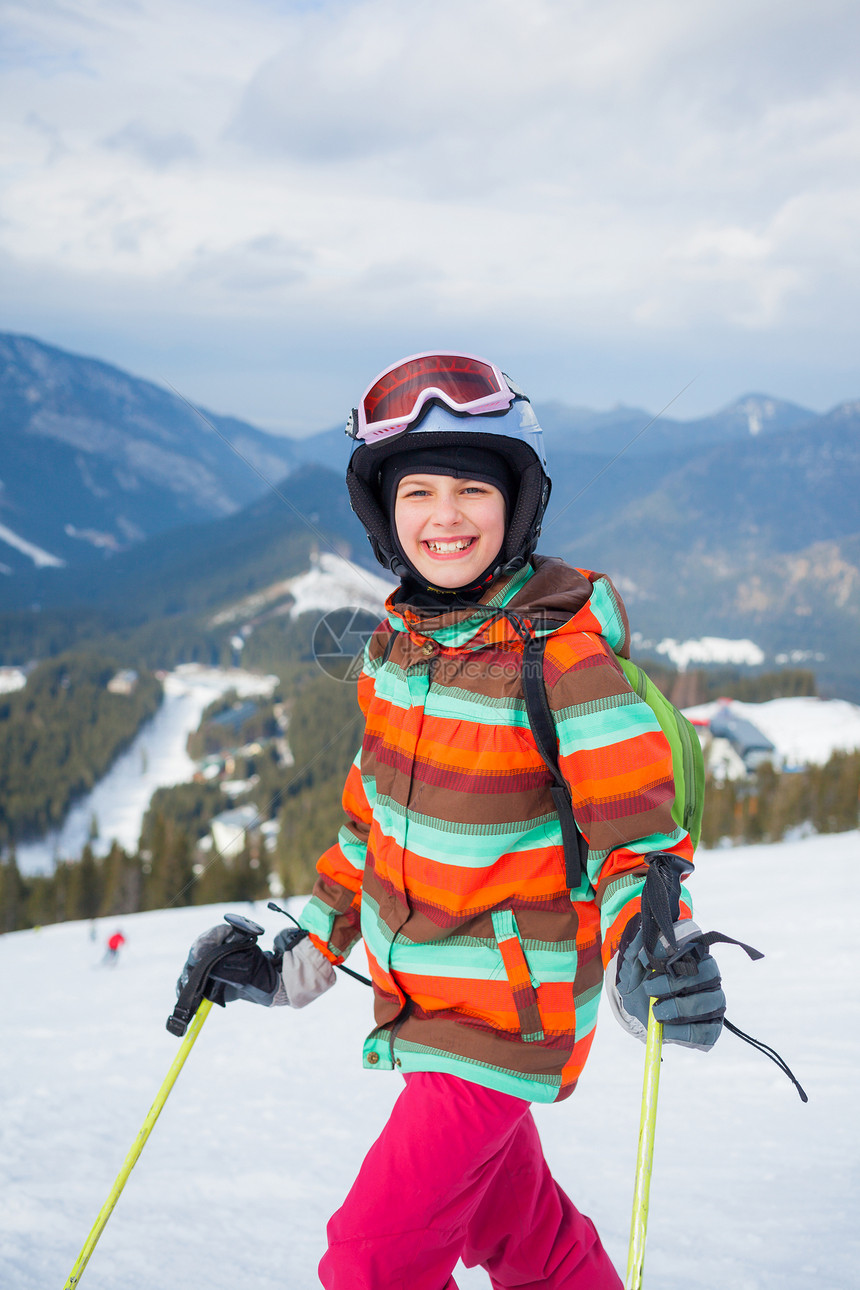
[345,468,408,576]
[503,458,551,568]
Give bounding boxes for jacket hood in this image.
[385,554,631,657]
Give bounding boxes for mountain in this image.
[0,332,857,696]
[0,461,366,623]
[0,333,298,573]
[533,392,815,459]
[547,406,860,695]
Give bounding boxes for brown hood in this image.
[387,555,632,660]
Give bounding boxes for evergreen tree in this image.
[143,814,195,911]
[100,842,138,916]
[74,844,103,921]
[0,851,26,933]
[226,844,269,904]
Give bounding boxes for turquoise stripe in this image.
[519,946,581,983]
[424,687,532,728]
[389,936,507,981]
[372,663,418,712]
[384,564,535,650]
[554,690,647,726]
[299,895,336,944]
[491,908,517,942]
[555,700,661,756]
[373,795,557,866]
[392,1038,563,1103]
[589,828,686,895]
[338,823,367,872]
[489,562,534,607]
[360,889,396,971]
[388,918,581,987]
[588,576,626,653]
[360,770,378,809]
[574,983,602,1040]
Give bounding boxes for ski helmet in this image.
[346,351,551,587]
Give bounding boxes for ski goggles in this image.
[346,352,526,445]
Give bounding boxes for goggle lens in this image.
[363,354,504,425]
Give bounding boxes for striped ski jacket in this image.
[301,556,693,1103]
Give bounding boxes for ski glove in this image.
[608,916,726,1051]
[178,924,336,1009]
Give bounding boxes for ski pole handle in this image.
[625,998,664,1290]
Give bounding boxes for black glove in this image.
[612,915,726,1051]
[177,925,281,1007]
[177,924,337,1010]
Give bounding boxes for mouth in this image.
[422,537,477,557]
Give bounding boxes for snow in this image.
[287,552,396,619]
[14,665,278,875]
[655,636,766,671]
[2,830,858,1289]
[0,520,65,568]
[684,696,860,768]
[0,666,27,694]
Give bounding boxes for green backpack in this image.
[521,635,706,889]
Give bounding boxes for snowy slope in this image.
[286,552,396,618]
[684,696,860,767]
[2,832,858,1289]
[14,665,280,875]
[0,520,65,569]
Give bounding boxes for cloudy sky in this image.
[2,0,858,433]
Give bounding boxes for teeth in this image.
[426,539,473,553]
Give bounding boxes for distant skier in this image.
[179,353,727,1288]
[103,929,126,966]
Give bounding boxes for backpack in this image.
[521,635,706,889]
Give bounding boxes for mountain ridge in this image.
[1,332,857,697]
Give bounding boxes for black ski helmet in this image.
[346,361,551,586]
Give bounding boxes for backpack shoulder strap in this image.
[521,634,589,890]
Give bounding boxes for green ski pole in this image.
[63,911,266,1288]
[625,998,663,1290]
[63,996,214,1289]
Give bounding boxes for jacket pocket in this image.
[491,909,545,1043]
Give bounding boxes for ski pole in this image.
[63,912,265,1288]
[63,996,213,1288]
[625,998,663,1290]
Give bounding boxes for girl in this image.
[183,352,725,1289]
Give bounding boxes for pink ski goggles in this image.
[346,351,523,444]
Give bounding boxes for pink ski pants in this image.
[319,1071,622,1289]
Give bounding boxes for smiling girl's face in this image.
[393,473,506,589]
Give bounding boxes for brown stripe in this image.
[393,1014,573,1079]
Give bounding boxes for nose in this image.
[431,493,462,527]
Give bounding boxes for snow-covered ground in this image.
[684,696,860,768]
[0,666,27,695]
[287,552,396,619]
[15,665,278,876]
[655,636,766,671]
[2,830,858,1289]
[0,520,65,568]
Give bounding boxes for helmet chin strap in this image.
[388,525,511,602]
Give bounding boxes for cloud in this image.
[103,122,199,169]
[0,0,858,423]
[185,233,312,292]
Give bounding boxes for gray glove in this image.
[608,917,725,1051]
[271,927,337,1008]
[178,925,336,1009]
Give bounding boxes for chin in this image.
[413,561,481,589]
